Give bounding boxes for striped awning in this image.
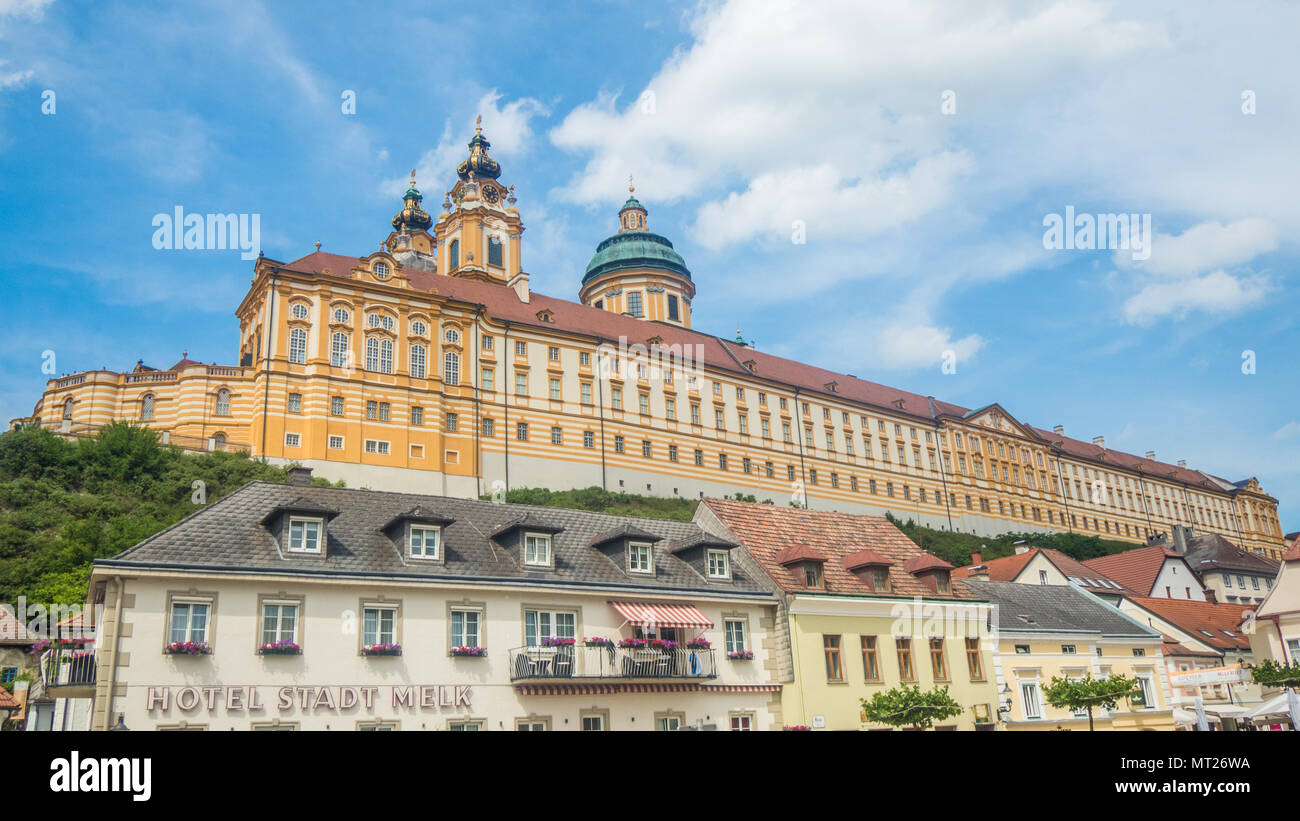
[610,601,713,629]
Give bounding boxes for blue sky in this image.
[1,0,1297,531]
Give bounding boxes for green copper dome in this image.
[583,230,692,285]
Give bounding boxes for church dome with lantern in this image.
[579,180,694,328]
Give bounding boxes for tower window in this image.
[626,291,643,317]
[488,236,503,267]
[140,394,155,422]
[215,388,231,417]
[667,294,679,321]
[449,239,460,269]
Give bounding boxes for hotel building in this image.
[16,124,1287,559]
[74,470,782,730]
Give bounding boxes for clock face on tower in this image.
[483,185,500,204]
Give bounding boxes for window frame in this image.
[286,516,324,554]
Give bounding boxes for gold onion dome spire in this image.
[456,115,502,182]
[392,168,433,231]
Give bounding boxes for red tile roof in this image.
[842,549,895,570]
[1083,545,1184,596]
[776,544,827,566]
[701,498,975,599]
[903,553,953,574]
[1285,535,1300,563]
[1125,597,1255,652]
[0,687,19,710]
[954,547,1133,595]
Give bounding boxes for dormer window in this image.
[627,543,652,574]
[288,517,323,553]
[707,549,731,579]
[409,526,441,560]
[871,566,891,591]
[524,533,552,567]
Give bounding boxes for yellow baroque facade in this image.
[15,126,1288,559]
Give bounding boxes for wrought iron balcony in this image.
[508,644,717,681]
[41,649,97,694]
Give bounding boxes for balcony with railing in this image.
[40,648,97,698]
[508,643,717,682]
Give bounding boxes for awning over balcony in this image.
[610,601,713,629]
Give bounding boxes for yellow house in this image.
[964,579,1176,730]
[697,499,1000,731]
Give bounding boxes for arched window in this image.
[365,337,380,371]
[331,332,350,368]
[411,320,428,336]
[140,394,155,422]
[444,351,460,386]
[332,308,350,324]
[444,328,460,344]
[215,388,231,416]
[290,303,309,319]
[380,339,394,374]
[488,236,503,266]
[62,397,73,421]
[373,261,390,279]
[449,239,460,269]
[410,344,426,379]
[212,433,227,450]
[289,328,307,364]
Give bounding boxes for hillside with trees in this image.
[0,423,337,605]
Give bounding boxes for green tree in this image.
[859,684,964,730]
[1042,672,1139,731]
[1250,659,1300,689]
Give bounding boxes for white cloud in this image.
[691,152,973,249]
[1122,269,1271,326]
[868,319,985,371]
[1272,421,1300,441]
[0,0,53,19]
[1119,218,1279,277]
[0,60,32,90]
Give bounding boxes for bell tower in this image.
[433,117,525,287]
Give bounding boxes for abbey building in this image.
[15,124,1288,560]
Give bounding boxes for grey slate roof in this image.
[1181,533,1279,576]
[963,580,1159,638]
[100,481,770,597]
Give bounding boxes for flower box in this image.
[783,725,811,731]
[450,646,486,657]
[258,641,302,655]
[164,641,211,656]
[686,638,711,649]
[583,638,614,648]
[618,638,678,650]
[540,637,575,648]
[361,643,402,656]
[726,650,754,660]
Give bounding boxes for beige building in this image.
[1248,537,1300,673]
[965,580,1174,730]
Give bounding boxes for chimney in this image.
[1092,435,1105,449]
[1145,450,1156,460]
[1052,425,1064,436]
[969,565,990,581]
[1014,545,1030,555]
[971,551,983,566]
[1204,588,1217,605]
[1177,459,1187,468]
[288,466,313,486]
[1172,524,1187,555]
